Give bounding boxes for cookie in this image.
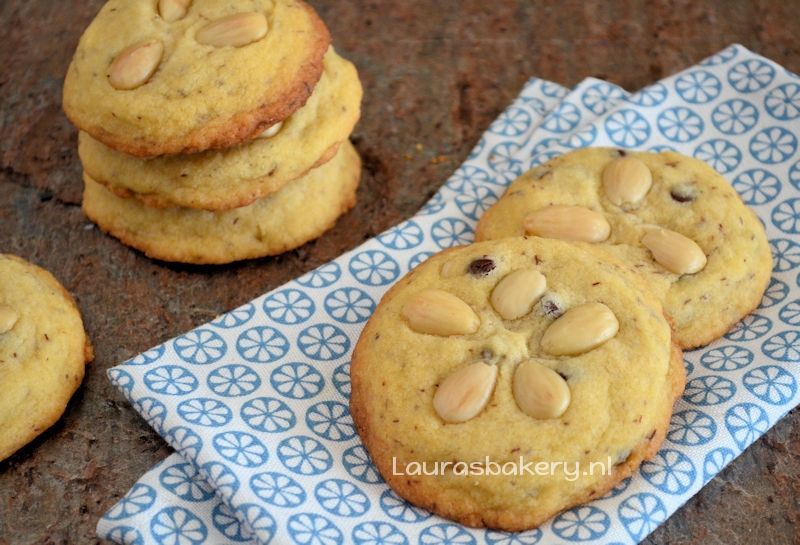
[350,237,684,531]
[78,48,362,210]
[82,141,361,264]
[63,0,330,157]
[476,147,772,348]
[0,254,93,461]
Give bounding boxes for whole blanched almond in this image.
[602,156,652,207]
[541,302,619,356]
[108,40,164,90]
[0,304,18,334]
[433,362,497,423]
[491,269,547,320]
[523,206,610,243]
[513,360,570,419]
[158,0,192,22]
[401,289,480,336]
[642,227,707,275]
[258,122,283,139]
[196,12,268,48]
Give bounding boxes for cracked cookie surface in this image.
[78,48,361,210]
[0,255,92,461]
[476,147,772,348]
[350,237,684,531]
[82,141,361,264]
[63,0,330,157]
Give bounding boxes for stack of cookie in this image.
[351,147,772,531]
[63,0,362,264]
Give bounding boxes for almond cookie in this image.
[63,0,330,157]
[82,142,361,264]
[78,48,361,210]
[350,237,684,531]
[0,255,93,461]
[476,147,772,348]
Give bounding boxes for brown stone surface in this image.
[1,0,799,543]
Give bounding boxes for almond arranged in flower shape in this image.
[196,12,268,48]
[642,227,707,275]
[523,205,610,243]
[401,289,480,336]
[0,304,18,334]
[513,360,571,419]
[602,156,652,208]
[158,0,192,22]
[491,269,547,320]
[540,302,619,356]
[422,271,620,423]
[107,40,164,90]
[433,362,498,423]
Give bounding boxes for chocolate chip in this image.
[539,293,564,318]
[617,149,627,156]
[670,183,696,203]
[542,301,562,317]
[468,257,496,276]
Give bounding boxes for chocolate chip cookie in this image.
[476,147,772,348]
[350,237,684,531]
[63,0,330,157]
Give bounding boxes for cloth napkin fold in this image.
[98,44,800,545]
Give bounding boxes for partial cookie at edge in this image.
[0,254,93,461]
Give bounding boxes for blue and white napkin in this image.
[97,44,800,545]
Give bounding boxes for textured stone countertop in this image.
[1,0,798,543]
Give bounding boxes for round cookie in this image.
[82,141,361,264]
[78,48,362,210]
[476,147,772,349]
[63,0,330,157]
[0,255,92,461]
[350,237,684,531]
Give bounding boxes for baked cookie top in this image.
[78,48,361,210]
[350,237,683,531]
[82,141,361,264]
[476,147,772,348]
[63,0,330,157]
[0,255,92,461]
